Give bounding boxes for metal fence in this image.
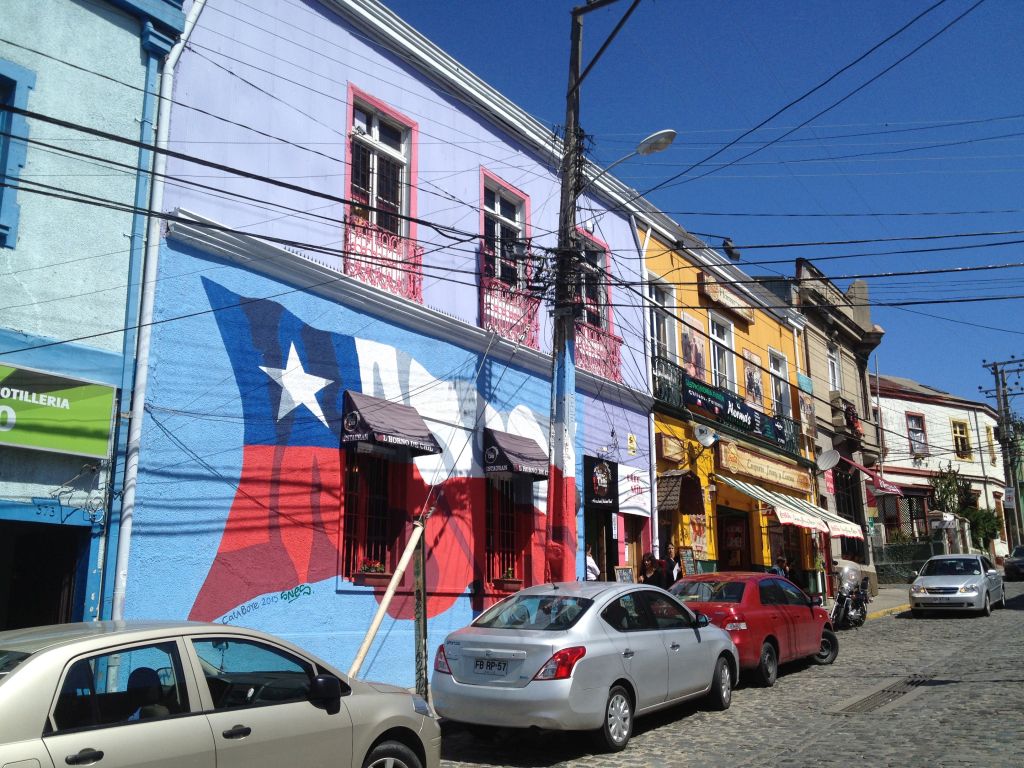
[871,536,946,583]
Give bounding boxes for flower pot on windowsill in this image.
[492,578,523,592]
[353,572,394,588]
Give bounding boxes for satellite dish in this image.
[695,426,719,448]
[817,449,841,472]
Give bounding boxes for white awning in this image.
[715,475,828,534]
[713,474,865,540]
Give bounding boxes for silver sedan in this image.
[431,581,738,752]
[909,554,1007,616]
[0,621,440,768]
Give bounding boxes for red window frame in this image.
[342,451,406,578]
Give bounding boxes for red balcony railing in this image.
[344,216,424,303]
[481,276,540,349]
[575,321,623,382]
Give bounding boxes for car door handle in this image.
[670,642,680,650]
[222,724,252,739]
[65,748,104,765]
[621,649,635,659]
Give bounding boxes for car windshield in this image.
[670,580,746,603]
[920,558,981,577]
[473,594,592,630]
[0,650,31,678]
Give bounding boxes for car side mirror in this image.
[986,569,998,577]
[695,612,710,628]
[812,596,823,607]
[309,674,346,715]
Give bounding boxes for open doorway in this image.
[0,520,86,630]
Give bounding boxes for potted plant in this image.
[353,558,393,587]
[492,567,523,592]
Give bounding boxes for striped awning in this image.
[715,475,864,540]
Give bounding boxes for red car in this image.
[669,572,838,686]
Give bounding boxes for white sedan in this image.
[431,581,738,752]
[0,621,440,768]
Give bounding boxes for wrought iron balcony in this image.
[652,355,802,457]
[344,216,424,303]
[575,321,623,382]
[481,276,540,349]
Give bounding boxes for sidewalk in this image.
[866,585,910,619]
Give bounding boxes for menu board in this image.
[681,548,696,576]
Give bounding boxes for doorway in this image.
[716,508,751,571]
[584,510,617,581]
[0,520,86,630]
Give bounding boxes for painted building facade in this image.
[638,225,863,602]
[872,374,1008,557]
[0,0,184,630]
[120,0,654,686]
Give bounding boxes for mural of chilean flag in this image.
[186,278,487,623]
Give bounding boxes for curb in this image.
[867,603,910,620]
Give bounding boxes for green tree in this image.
[928,462,1000,549]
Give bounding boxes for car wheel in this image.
[363,741,422,768]
[594,684,633,752]
[755,642,778,687]
[707,656,732,711]
[995,585,1006,609]
[812,629,839,665]
[980,593,992,617]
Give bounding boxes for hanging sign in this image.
[684,375,789,450]
[583,455,619,511]
[0,364,115,459]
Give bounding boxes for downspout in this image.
[630,216,659,559]
[100,23,171,619]
[112,0,208,620]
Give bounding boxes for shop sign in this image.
[583,455,619,511]
[657,432,688,463]
[618,463,651,519]
[698,273,755,324]
[824,468,835,494]
[683,375,789,450]
[0,364,115,459]
[717,439,812,493]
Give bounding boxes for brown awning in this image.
[484,428,548,481]
[657,470,685,515]
[342,391,441,457]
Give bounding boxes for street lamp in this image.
[584,129,677,192]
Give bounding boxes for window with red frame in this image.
[350,103,407,235]
[485,478,521,582]
[343,452,404,577]
[483,185,527,289]
[578,239,609,329]
[906,412,928,456]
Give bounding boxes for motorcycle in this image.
[830,561,871,629]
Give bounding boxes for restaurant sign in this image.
[0,364,116,458]
[718,439,812,493]
[684,375,789,450]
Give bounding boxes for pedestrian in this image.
[585,544,601,581]
[640,551,669,588]
[665,543,683,584]
[769,555,788,577]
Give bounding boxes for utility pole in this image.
[982,357,1024,549]
[548,0,639,582]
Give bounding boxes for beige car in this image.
[0,621,440,768]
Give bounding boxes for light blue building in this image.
[0,0,183,629]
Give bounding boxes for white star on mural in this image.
[259,343,333,427]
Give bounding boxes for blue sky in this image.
[379,0,1024,406]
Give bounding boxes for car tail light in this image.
[434,644,451,675]
[724,615,748,631]
[533,646,586,681]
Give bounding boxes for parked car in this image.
[1003,546,1024,581]
[431,582,738,752]
[669,572,838,687]
[909,554,1007,616]
[0,621,440,768]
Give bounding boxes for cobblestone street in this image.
[441,583,1024,768]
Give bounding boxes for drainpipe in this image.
[99,24,169,619]
[112,0,208,620]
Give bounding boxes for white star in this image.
[259,343,333,427]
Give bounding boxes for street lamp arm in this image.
[584,129,677,194]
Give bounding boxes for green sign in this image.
[0,364,116,458]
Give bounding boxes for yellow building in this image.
[639,228,846,597]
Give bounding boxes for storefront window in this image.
[343,452,402,577]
